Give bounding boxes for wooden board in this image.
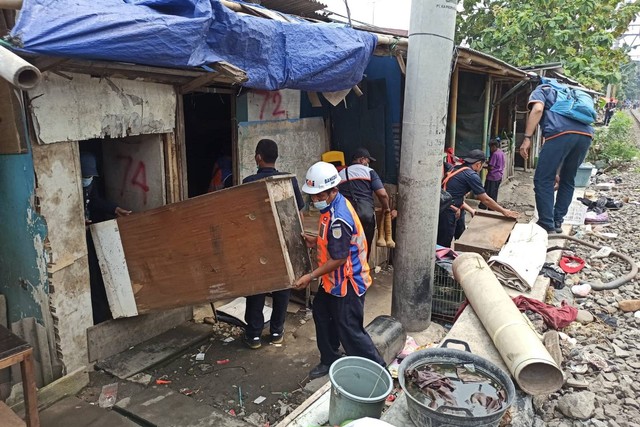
[92,176,308,315]
[39,396,138,427]
[87,307,192,362]
[95,322,211,379]
[454,210,517,256]
[0,81,27,155]
[115,387,251,427]
[0,401,25,427]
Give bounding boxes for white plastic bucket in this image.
[328,356,393,426]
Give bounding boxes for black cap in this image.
[463,149,487,164]
[352,148,376,162]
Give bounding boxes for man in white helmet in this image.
[294,161,385,379]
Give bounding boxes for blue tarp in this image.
[9,0,377,92]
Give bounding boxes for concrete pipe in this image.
[0,46,42,90]
[452,252,564,395]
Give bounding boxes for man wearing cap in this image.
[479,139,506,210]
[295,161,385,380]
[438,149,518,248]
[338,148,391,257]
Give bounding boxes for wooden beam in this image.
[448,66,459,152]
[179,71,223,94]
[211,61,248,83]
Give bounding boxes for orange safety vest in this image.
[316,193,372,297]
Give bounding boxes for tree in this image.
[617,61,640,100]
[456,0,640,90]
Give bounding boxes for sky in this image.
[319,0,411,30]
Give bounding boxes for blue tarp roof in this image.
[9,0,377,92]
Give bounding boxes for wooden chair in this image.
[0,325,39,426]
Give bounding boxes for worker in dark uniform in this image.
[242,139,305,349]
[338,148,391,257]
[438,149,518,248]
[294,161,385,380]
[81,150,131,323]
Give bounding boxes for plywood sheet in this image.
[39,396,137,427]
[95,177,306,314]
[454,210,516,256]
[0,81,27,155]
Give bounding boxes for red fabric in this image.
[453,296,578,329]
[512,295,577,329]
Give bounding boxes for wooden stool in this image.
[0,325,39,427]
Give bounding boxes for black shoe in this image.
[554,222,563,233]
[536,221,557,234]
[308,363,330,379]
[243,335,261,349]
[270,332,284,345]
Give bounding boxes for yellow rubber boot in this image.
[385,211,396,248]
[376,213,387,247]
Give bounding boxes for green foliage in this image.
[456,0,640,90]
[590,112,640,162]
[617,61,640,100]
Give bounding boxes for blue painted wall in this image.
[0,144,48,325]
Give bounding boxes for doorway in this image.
[183,93,234,197]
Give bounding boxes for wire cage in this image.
[431,263,466,324]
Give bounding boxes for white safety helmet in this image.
[302,161,341,194]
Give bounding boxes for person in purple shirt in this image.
[479,139,505,210]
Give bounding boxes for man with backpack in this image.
[519,79,595,234]
[604,98,616,126]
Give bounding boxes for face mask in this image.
[82,177,94,188]
[313,200,329,210]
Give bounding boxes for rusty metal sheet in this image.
[454,210,517,257]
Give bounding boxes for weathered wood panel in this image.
[237,117,328,189]
[0,81,27,154]
[102,134,166,212]
[86,307,191,362]
[28,73,176,144]
[94,178,306,314]
[454,210,517,256]
[246,89,300,121]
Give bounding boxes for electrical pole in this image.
[391,0,458,331]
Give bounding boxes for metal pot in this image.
[398,339,516,427]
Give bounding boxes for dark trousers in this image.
[313,285,384,367]
[454,210,466,240]
[437,208,457,248]
[479,179,501,210]
[361,216,376,260]
[244,289,291,338]
[533,133,591,231]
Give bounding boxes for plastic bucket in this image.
[328,356,393,426]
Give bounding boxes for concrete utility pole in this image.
[391,0,458,331]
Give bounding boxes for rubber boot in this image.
[376,213,387,247]
[384,211,395,248]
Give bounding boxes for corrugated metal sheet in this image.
[259,0,327,16]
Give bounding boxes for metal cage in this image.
[431,263,466,324]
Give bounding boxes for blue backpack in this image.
[540,77,597,125]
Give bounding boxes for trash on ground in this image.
[253,395,266,404]
[127,373,152,386]
[596,313,618,328]
[216,359,230,365]
[196,352,205,361]
[571,283,592,297]
[222,337,235,343]
[98,383,118,408]
[590,246,613,259]
[180,388,197,396]
[156,378,172,385]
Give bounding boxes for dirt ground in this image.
[78,268,397,425]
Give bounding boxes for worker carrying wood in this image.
[438,149,519,248]
[242,139,305,349]
[295,161,385,380]
[338,147,395,257]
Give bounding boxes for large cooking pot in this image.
[398,339,516,427]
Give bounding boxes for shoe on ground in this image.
[270,332,284,344]
[554,222,563,233]
[536,221,558,234]
[309,363,330,379]
[243,335,261,349]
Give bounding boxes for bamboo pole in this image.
[453,252,564,395]
[448,65,459,153]
[0,46,42,90]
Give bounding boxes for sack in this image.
[541,77,596,125]
[439,189,453,213]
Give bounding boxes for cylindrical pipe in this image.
[391,0,458,331]
[453,252,564,395]
[0,46,42,90]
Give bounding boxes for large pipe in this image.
[0,46,42,90]
[453,252,564,395]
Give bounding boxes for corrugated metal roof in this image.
[259,0,327,17]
